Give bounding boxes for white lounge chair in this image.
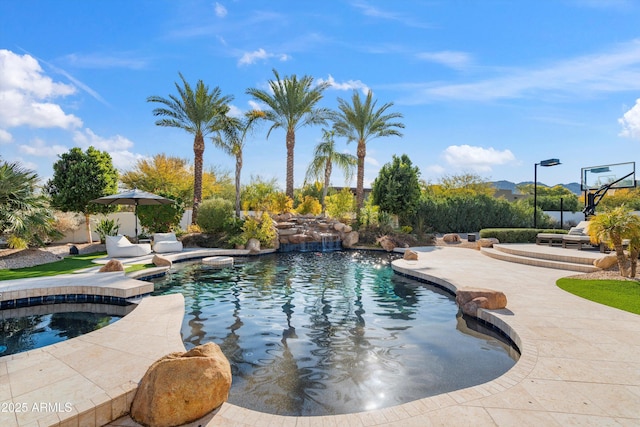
[152,232,183,253]
[106,235,152,258]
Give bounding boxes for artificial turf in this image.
[0,252,153,281]
[556,277,640,315]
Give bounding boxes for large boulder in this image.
[403,250,419,261]
[246,238,261,254]
[593,254,617,269]
[476,237,500,249]
[456,287,507,317]
[342,231,359,248]
[152,254,172,268]
[442,233,461,243]
[98,259,124,273]
[131,343,232,427]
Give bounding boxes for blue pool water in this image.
[0,304,131,356]
[150,251,517,416]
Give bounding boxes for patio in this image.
[1,244,639,426]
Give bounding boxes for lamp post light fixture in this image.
[533,158,561,229]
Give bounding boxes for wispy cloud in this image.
[238,48,290,66]
[19,138,68,157]
[317,75,370,94]
[619,98,640,140]
[443,145,515,172]
[350,1,432,29]
[402,39,640,103]
[0,129,12,143]
[416,51,473,71]
[214,2,228,18]
[62,52,149,70]
[73,128,144,171]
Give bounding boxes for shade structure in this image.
[90,189,175,241]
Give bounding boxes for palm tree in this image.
[332,90,404,210]
[246,69,331,199]
[305,129,357,215]
[147,73,232,224]
[212,110,265,217]
[588,206,640,277]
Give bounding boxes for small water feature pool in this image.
[0,303,134,357]
[150,251,518,416]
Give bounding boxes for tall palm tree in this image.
[305,129,357,215]
[212,110,265,217]
[332,90,404,210]
[246,69,331,199]
[588,206,640,277]
[147,72,232,224]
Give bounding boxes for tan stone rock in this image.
[476,237,500,249]
[456,287,507,317]
[376,235,396,252]
[152,254,172,268]
[98,259,124,272]
[403,250,419,261]
[593,254,617,269]
[342,231,359,248]
[442,233,461,243]
[130,342,232,427]
[246,238,261,254]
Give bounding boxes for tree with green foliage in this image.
[246,69,331,199]
[212,110,265,217]
[428,173,495,197]
[595,187,640,211]
[588,206,640,278]
[241,175,281,212]
[46,147,118,243]
[305,129,357,215]
[147,72,233,224]
[332,90,404,210]
[517,183,580,211]
[325,187,356,222]
[0,160,60,248]
[371,154,421,224]
[137,194,185,233]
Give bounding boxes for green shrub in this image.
[197,197,234,233]
[137,194,185,233]
[238,212,276,247]
[325,188,355,222]
[95,218,120,243]
[479,228,567,243]
[296,195,322,216]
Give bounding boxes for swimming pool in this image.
[0,303,133,356]
[150,251,517,416]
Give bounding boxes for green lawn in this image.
[0,253,154,281]
[556,278,640,315]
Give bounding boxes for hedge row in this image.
[479,228,568,243]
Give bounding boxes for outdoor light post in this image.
[533,158,561,229]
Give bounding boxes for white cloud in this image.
[318,74,370,95]
[442,145,515,172]
[619,98,640,140]
[18,138,68,157]
[214,2,228,17]
[62,52,148,70]
[248,100,263,111]
[72,128,144,171]
[227,104,243,118]
[0,49,82,129]
[73,128,133,151]
[365,156,379,166]
[238,48,290,66]
[407,39,640,103]
[416,51,472,70]
[0,129,12,143]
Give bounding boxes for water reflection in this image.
[151,251,517,416]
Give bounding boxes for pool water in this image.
[150,251,517,416]
[0,304,130,357]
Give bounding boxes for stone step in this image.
[480,247,599,273]
[492,244,598,266]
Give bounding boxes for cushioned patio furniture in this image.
[152,232,183,253]
[535,232,566,246]
[106,235,152,258]
[562,221,600,251]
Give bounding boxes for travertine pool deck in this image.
[2,245,640,426]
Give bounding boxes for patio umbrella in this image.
[90,189,175,241]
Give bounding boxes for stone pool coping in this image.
[2,245,640,426]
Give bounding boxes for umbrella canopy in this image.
[91,189,175,240]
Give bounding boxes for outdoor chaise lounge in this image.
[152,232,183,253]
[106,235,152,258]
[535,232,565,246]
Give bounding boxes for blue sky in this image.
[1,0,640,191]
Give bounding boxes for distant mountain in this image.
[490,181,582,195]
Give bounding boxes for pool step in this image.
[481,244,600,273]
